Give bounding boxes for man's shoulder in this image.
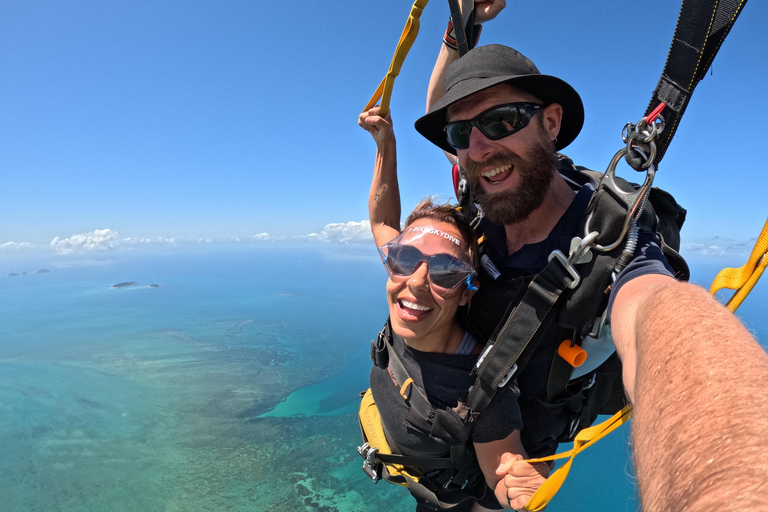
[556,153,599,192]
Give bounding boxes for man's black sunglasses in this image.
[444,102,543,149]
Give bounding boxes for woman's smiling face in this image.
[385,218,473,346]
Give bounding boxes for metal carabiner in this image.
[584,146,656,253]
[358,443,382,483]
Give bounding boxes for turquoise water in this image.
[1,245,764,511]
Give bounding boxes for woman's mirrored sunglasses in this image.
[444,102,542,149]
[378,242,477,292]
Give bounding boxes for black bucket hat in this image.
[415,44,584,154]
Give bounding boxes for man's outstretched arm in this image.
[612,274,768,511]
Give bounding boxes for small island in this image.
[8,273,20,277]
[36,269,50,273]
[111,281,138,288]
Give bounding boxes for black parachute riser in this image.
[645,0,749,165]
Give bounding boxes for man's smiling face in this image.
[447,83,561,225]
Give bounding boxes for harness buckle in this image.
[498,363,518,388]
[548,250,582,289]
[357,443,382,483]
[568,416,581,438]
[583,372,597,390]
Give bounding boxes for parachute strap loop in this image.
[363,0,429,117]
[522,404,634,512]
[710,217,768,312]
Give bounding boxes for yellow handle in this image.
[709,216,768,312]
[364,0,429,117]
[522,404,634,511]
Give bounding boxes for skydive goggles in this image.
[378,241,477,293]
[444,102,542,149]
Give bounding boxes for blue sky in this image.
[2,0,766,261]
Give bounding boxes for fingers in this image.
[495,452,523,475]
[358,106,391,130]
[503,466,548,511]
[359,106,395,144]
[475,0,506,23]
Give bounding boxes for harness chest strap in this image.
[466,252,578,414]
[378,321,447,426]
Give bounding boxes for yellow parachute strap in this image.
[363,0,429,117]
[522,404,634,512]
[709,216,768,312]
[359,388,418,486]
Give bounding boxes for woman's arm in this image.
[358,107,401,246]
[474,431,549,510]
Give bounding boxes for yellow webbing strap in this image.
[709,216,768,312]
[363,0,429,117]
[522,404,634,512]
[359,388,418,486]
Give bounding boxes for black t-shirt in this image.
[370,333,522,459]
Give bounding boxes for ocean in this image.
[1,243,765,511]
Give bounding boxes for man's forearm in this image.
[630,282,768,511]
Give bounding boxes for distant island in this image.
[111,281,138,288]
[111,282,162,289]
[7,270,51,276]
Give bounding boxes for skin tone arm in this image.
[474,431,549,510]
[612,274,768,512]
[426,0,507,165]
[359,107,402,247]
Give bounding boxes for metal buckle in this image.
[498,364,518,388]
[357,443,382,483]
[547,231,599,290]
[587,309,609,339]
[548,250,582,289]
[568,417,581,438]
[583,372,597,390]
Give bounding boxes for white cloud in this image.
[49,229,121,255]
[253,233,272,241]
[681,239,757,258]
[681,242,724,257]
[307,221,372,244]
[0,241,33,252]
[121,236,179,246]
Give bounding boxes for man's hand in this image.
[358,106,395,145]
[475,0,506,23]
[495,452,549,510]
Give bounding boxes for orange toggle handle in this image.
[558,340,587,367]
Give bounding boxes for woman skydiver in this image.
[358,106,549,511]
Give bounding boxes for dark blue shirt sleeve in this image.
[606,229,675,321]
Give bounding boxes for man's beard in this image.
[465,140,558,225]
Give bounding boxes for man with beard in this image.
[411,37,768,512]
